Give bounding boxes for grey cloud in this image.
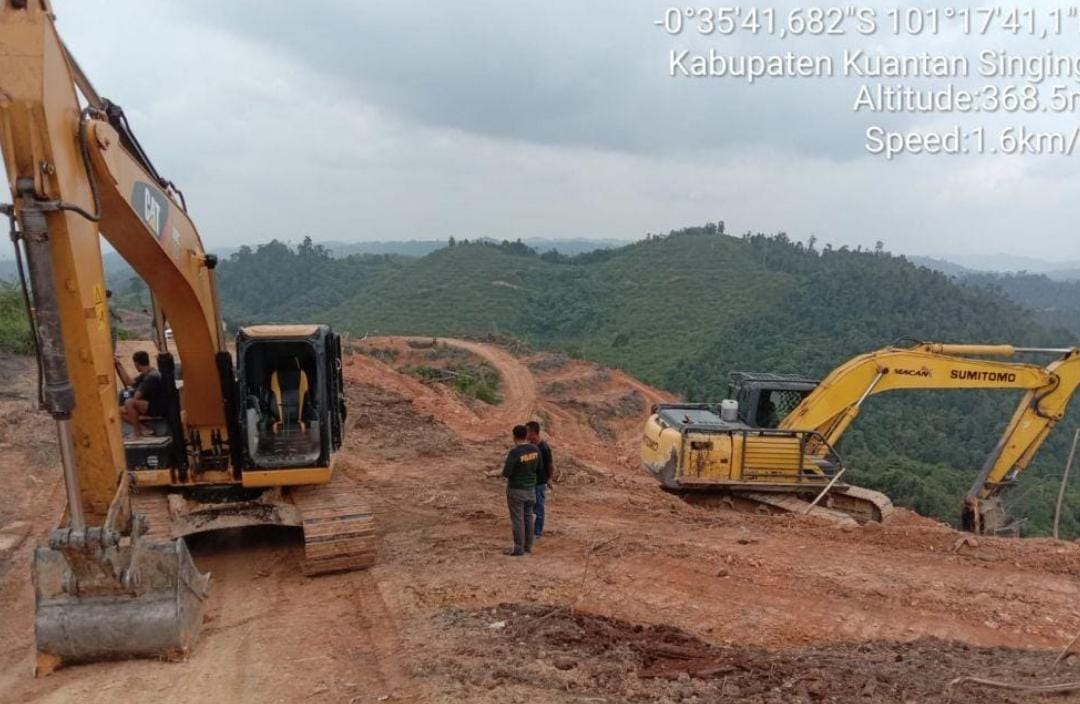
[176,1,889,160]
[0,1,1069,259]
[179,1,1080,167]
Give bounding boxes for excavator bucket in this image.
[32,537,209,675]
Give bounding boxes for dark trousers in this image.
[534,483,548,536]
[506,487,535,553]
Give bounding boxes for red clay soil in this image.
[1,337,1080,703]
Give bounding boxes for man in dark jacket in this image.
[501,424,540,556]
[526,420,555,538]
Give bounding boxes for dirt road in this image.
[418,337,538,435]
[2,339,1080,703]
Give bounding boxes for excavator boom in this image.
[778,342,1080,532]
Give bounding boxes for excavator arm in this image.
[0,0,231,511]
[964,348,1080,532]
[0,1,215,672]
[85,109,230,429]
[779,342,1080,533]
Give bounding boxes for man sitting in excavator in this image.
[114,350,167,436]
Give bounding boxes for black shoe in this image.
[504,548,525,557]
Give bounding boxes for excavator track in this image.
[131,477,377,575]
[289,473,376,576]
[741,492,858,526]
[677,484,894,526]
[130,488,176,540]
[833,485,895,524]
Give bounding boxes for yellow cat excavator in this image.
[643,342,1080,534]
[0,1,372,674]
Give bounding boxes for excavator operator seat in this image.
[236,325,346,471]
[269,358,310,432]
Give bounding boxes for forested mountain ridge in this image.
[911,253,1080,279]
[216,239,410,324]
[958,271,1080,338]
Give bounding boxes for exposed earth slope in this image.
[1,339,1080,702]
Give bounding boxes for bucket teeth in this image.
[31,473,376,674]
[32,537,209,674]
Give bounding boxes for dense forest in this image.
[909,258,1080,337]
[959,271,1080,337]
[216,239,410,324]
[213,227,1080,536]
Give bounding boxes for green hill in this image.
[215,227,1080,536]
[332,239,544,336]
[958,271,1080,338]
[320,232,798,383]
[906,259,1080,337]
[216,238,410,326]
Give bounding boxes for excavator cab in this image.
[728,372,819,429]
[237,325,345,470]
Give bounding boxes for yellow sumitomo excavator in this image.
[642,342,1080,534]
[0,2,372,674]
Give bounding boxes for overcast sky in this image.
[7,1,1079,258]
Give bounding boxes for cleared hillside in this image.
[7,339,1080,702]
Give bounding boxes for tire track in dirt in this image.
[610,369,676,408]
[417,337,537,435]
[0,528,419,704]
